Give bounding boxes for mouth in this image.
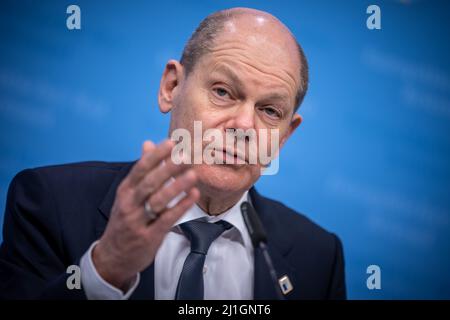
[222,148,248,164]
[202,145,250,165]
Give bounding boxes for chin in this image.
[194,163,258,195]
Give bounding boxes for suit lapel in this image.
[250,188,297,300]
[97,161,136,222]
[96,161,155,300]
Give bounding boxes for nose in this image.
[225,102,255,132]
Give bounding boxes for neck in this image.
[196,186,247,215]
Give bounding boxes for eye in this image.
[261,106,282,119]
[212,87,231,99]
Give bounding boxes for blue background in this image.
[1,0,449,299]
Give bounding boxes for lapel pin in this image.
[278,275,293,295]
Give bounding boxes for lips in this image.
[202,144,249,164]
[223,148,248,164]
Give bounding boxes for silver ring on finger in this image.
[144,201,158,224]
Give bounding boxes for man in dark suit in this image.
[0,7,346,300]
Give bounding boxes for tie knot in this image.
[179,219,232,255]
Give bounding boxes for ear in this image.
[158,60,184,113]
[280,113,302,149]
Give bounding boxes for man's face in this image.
[163,16,302,196]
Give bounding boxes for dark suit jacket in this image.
[0,161,346,300]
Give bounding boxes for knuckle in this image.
[180,172,195,185]
[149,195,164,213]
[114,193,136,216]
[116,183,128,198]
[157,210,174,227]
[132,189,143,204]
[163,185,178,200]
[177,179,192,192]
[143,174,157,193]
[168,161,184,173]
[140,151,152,164]
[113,196,125,210]
[136,227,149,239]
[136,156,150,172]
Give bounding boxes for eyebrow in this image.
[210,65,245,88]
[262,93,290,103]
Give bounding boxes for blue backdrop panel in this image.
[1,0,449,299]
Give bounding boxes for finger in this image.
[148,187,200,236]
[142,140,156,157]
[126,139,174,187]
[146,169,197,213]
[133,155,190,205]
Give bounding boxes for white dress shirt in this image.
[80,191,254,300]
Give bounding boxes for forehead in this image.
[193,17,301,103]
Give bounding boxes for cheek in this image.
[171,90,205,131]
[254,127,278,155]
[180,84,214,121]
[191,101,230,132]
[256,121,291,146]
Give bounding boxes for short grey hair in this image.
[180,9,309,111]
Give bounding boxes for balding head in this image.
[180,8,308,111]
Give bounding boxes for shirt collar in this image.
[172,191,252,249]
